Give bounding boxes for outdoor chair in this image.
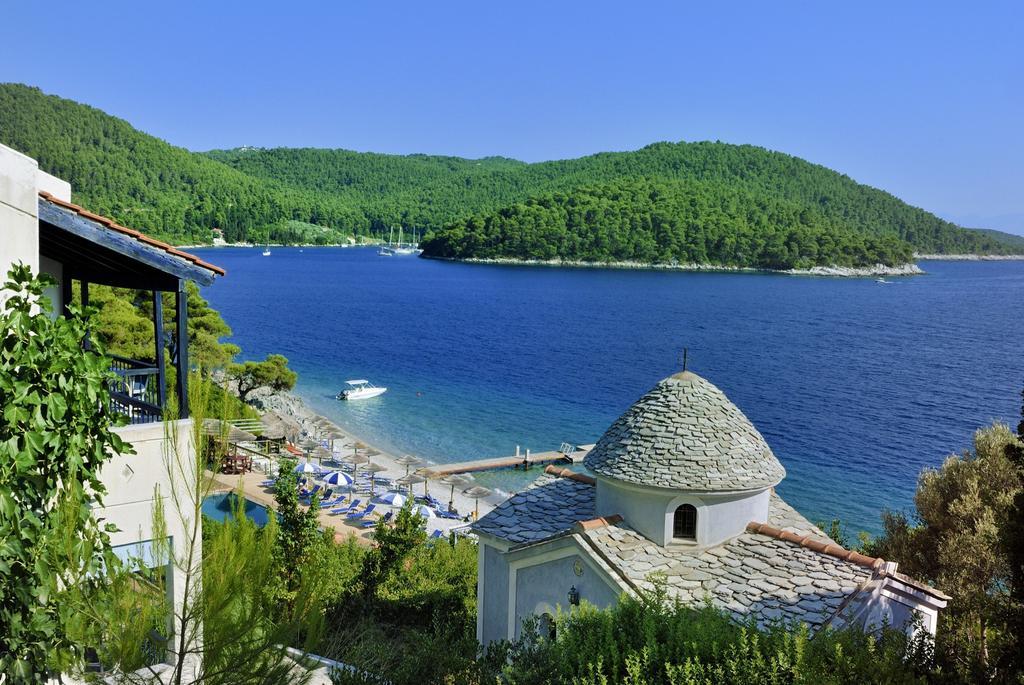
[346,503,376,521]
[330,498,361,515]
[361,511,393,529]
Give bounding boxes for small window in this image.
[673,504,697,540]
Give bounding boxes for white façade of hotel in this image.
[1,143,225,676]
[473,369,949,645]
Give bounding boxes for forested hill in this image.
[0,84,369,243]
[419,178,916,269]
[0,83,1015,261]
[211,142,1010,258]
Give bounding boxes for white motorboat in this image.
[337,379,387,400]
[262,243,271,256]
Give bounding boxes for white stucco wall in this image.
[503,537,622,642]
[595,476,770,547]
[478,541,511,646]
[0,143,40,283]
[38,255,64,316]
[97,419,200,665]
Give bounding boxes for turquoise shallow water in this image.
[192,247,1024,535]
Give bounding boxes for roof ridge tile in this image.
[544,465,596,485]
[746,521,884,570]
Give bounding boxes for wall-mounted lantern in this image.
[568,585,580,606]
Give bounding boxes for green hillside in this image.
[967,228,1024,251]
[419,177,915,269]
[0,83,1014,264]
[212,141,1010,258]
[0,84,369,243]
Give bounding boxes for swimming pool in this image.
[201,492,272,527]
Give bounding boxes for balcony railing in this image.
[108,355,164,425]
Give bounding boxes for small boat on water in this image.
[876,278,891,284]
[337,379,387,400]
[262,243,271,256]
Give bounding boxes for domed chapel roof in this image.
[584,371,786,491]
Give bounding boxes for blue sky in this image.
[2,1,1022,232]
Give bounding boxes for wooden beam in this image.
[153,290,167,411]
[81,280,91,351]
[175,281,190,419]
[39,201,218,286]
[60,271,72,318]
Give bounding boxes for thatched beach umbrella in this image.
[440,474,471,513]
[313,445,333,466]
[462,485,492,520]
[363,462,387,495]
[325,430,347,456]
[394,454,422,475]
[341,452,370,487]
[396,473,426,495]
[202,419,257,443]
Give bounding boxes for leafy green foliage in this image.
[0,264,131,681]
[75,280,239,376]
[322,524,482,685]
[493,586,934,685]
[420,178,917,268]
[3,83,1017,259]
[230,353,298,404]
[865,423,1024,682]
[273,457,326,609]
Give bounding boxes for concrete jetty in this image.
[420,444,595,478]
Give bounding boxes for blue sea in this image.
[192,247,1024,535]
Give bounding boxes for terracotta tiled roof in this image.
[575,515,623,531]
[543,465,596,485]
[38,191,226,277]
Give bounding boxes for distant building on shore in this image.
[1,143,225,675]
[473,370,947,645]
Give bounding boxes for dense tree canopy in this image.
[421,178,916,269]
[2,83,1017,261]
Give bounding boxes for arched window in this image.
[673,504,697,540]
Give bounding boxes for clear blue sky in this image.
[3,1,1022,232]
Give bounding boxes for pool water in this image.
[201,492,271,526]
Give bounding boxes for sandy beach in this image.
[211,388,511,544]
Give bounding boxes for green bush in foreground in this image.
[0,264,130,681]
[495,585,934,685]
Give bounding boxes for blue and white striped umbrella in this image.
[294,461,323,475]
[375,491,406,507]
[322,470,355,486]
[412,504,437,519]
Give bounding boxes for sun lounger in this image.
[346,503,376,521]
[361,511,393,528]
[330,498,361,515]
[429,529,443,539]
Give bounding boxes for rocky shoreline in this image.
[428,255,925,278]
[914,253,1024,261]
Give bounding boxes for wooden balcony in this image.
[108,355,165,425]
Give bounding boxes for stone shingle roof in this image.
[578,494,874,631]
[472,473,595,545]
[472,469,938,630]
[584,371,786,491]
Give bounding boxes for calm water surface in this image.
[192,247,1024,535]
